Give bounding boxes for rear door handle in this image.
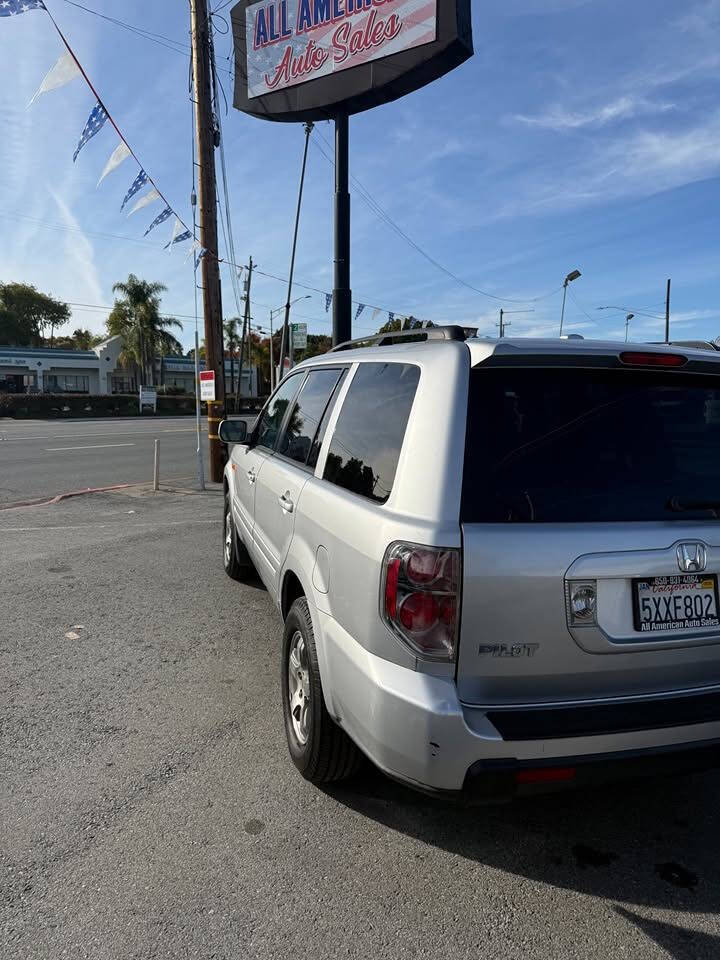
[247,469,256,484]
[279,493,294,513]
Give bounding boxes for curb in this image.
[0,483,133,511]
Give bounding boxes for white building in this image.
[0,337,125,395]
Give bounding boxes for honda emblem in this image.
[677,542,707,573]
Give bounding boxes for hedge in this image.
[0,392,267,419]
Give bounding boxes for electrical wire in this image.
[311,130,564,307]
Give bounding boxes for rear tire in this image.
[223,492,251,581]
[282,597,361,783]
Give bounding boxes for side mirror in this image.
[218,419,248,445]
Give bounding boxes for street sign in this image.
[232,0,473,122]
[291,322,307,350]
[139,386,157,413]
[199,370,216,402]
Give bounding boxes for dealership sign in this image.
[231,0,472,120]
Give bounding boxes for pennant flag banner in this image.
[28,52,80,107]
[121,169,148,210]
[98,141,131,187]
[165,217,192,249]
[144,205,172,237]
[128,188,160,217]
[324,293,332,312]
[371,307,381,326]
[388,311,394,323]
[196,248,207,270]
[73,102,108,163]
[184,239,201,264]
[0,0,46,16]
[355,303,366,321]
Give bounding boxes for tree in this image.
[71,328,102,350]
[224,318,240,396]
[106,275,182,386]
[0,283,70,346]
[376,315,421,335]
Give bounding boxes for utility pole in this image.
[190,0,225,482]
[665,278,671,344]
[497,308,534,338]
[237,257,253,405]
[279,121,313,378]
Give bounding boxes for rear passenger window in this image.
[278,368,344,466]
[254,373,303,452]
[323,362,420,503]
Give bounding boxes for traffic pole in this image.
[190,0,225,481]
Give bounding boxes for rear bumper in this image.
[319,612,720,794]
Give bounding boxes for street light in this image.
[559,269,582,338]
[269,294,310,389]
[625,313,634,342]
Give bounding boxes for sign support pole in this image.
[333,112,352,347]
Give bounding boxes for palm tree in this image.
[106,275,182,386]
[224,318,240,399]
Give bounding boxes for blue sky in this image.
[1,0,719,351]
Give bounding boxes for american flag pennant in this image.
[28,52,80,107]
[371,307,381,326]
[355,303,366,321]
[195,248,207,270]
[164,216,192,249]
[73,102,108,163]
[388,311,394,323]
[0,0,46,16]
[324,293,332,313]
[144,205,172,237]
[98,141,131,187]
[120,169,148,211]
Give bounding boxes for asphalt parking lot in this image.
[2,487,720,959]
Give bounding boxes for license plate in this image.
[633,575,720,633]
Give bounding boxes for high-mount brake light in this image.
[620,351,687,368]
[381,542,460,661]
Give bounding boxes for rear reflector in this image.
[620,351,687,367]
[515,767,576,785]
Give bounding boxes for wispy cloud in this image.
[512,96,675,131]
[49,189,104,320]
[674,0,720,33]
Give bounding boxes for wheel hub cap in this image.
[288,630,311,745]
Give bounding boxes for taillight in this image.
[381,542,460,661]
[619,351,687,367]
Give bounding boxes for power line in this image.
[61,0,191,56]
[312,129,564,307]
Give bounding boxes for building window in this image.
[46,375,90,394]
[111,376,136,394]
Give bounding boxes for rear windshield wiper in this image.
[667,496,720,515]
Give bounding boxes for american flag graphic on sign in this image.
[246,0,437,99]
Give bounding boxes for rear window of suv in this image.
[463,366,720,523]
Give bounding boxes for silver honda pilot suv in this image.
[220,328,720,800]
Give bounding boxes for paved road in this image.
[2,488,720,958]
[0,417,250,505]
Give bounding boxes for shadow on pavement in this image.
[326,765,720,925]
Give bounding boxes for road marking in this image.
[45,443,136,452]
[4,428,200,442]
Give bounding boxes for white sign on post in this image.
[291,322,307,350]
[200,370,216,402]
[139,386,157,413]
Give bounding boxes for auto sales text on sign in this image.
[246,0,438,98]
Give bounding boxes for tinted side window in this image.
[323,362,420,503]
[278,368,344,466]
[254,373,303,452]
[307,369,348,469]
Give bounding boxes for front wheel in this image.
[223,492,251,581]
[282,597,361,783]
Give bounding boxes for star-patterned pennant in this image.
[0,0,46,16]
[73,102,108,163]
[120,169,148,211]
[144,205,172,237]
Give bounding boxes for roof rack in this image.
[329,324,469,352]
